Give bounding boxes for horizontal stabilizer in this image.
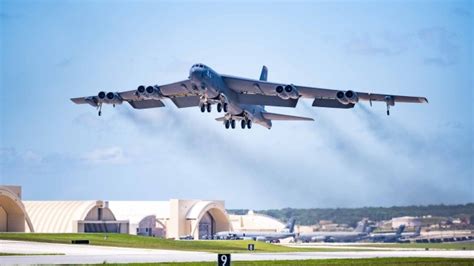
[128,99,165,109]
[262,112,314,121]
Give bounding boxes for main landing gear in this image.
[241,119,252,129]
[224,119,236,129]
[200,103,212,113]
[224,119,252,129]
[216,102,228,113]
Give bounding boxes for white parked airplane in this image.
[71,64,428,129]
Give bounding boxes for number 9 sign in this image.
[218,254,231,266]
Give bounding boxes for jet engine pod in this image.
[137,85,162,100]
[137,85,146,94]
[275,85,289,100]
[284,84,299,99]
[336,90,349,104]
[146,86,154,94]
[104,92,122,104]
[344,90,359,104]
[98,91,106,100]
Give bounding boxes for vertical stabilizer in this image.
[283,218,296,233]
[354,219,368,233]
[396,224,406,236]
[259,65,268,81]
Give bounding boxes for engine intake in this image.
[345,90,359,104]
[276,84,299,100]
[137,85,162,100]
[336,91,349,104]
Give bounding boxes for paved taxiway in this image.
[1,240,473,264]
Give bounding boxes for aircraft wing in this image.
[71,79,200,110]
[222,75,428,108]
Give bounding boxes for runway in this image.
[1,240,473,265]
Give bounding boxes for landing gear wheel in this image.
[247,120,252,129]
[217,103,222,113]
[223,103,228,112]
[206,103,211,112]
[230,119,236,129]
[98,111,102,116]
[225,120,230,129]
[241,120,246,129]
[200,104,206,113]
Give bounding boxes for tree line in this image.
[228,203,474,227]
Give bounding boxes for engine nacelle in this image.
[345,90,359,104]
[136,85,163,100]
[284,84,299,99]
[275,85,289,100]
[104,92,122,104]
[336,91,349,105]
[98,91,107,100]
[256,236,267,242]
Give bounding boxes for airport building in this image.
[0,186,234,239]
[23,200,129,234]
[0,186,34,232]
[229,210,285,232]
[392,216,422,229]
[109,200,232,239]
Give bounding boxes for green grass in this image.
[95,258,474,266]
[357,242,474,250]
[0,233,363,253]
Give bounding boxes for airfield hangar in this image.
[0,186,285,239]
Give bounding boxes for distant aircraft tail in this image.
[283,218,296,233]
[396,224,406,236]
[354,219,368,233]
[262,112,314,121]
[414,226,421,236]
[259,65,268,81]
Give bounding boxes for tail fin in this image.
[262,112,314,121]
[283,218,296,233]
[396,224,406,236]
[259,65,268,81]
[354,219,368,233]
[414,226,421,236]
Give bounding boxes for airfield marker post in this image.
[217,254,231,266]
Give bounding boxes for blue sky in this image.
[0,0,472,209]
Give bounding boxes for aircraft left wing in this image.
[71,79,200,115]
[222,75,428,115]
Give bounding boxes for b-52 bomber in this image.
[71,64,428,129]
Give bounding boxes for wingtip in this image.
[422,97,429,104]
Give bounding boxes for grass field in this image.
[357,242,474,250]
[94,258,474,266]
[0,233,367,253]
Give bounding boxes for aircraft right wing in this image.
[222,75,428,115]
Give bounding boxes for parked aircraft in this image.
[215,218,296,242]
[71,64,428,129]
[298,220,371,242]
[367,224,406,242]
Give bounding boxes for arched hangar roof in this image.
[23,201,112,233]
[0,186,34,232]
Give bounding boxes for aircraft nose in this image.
[189,67,203,81]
